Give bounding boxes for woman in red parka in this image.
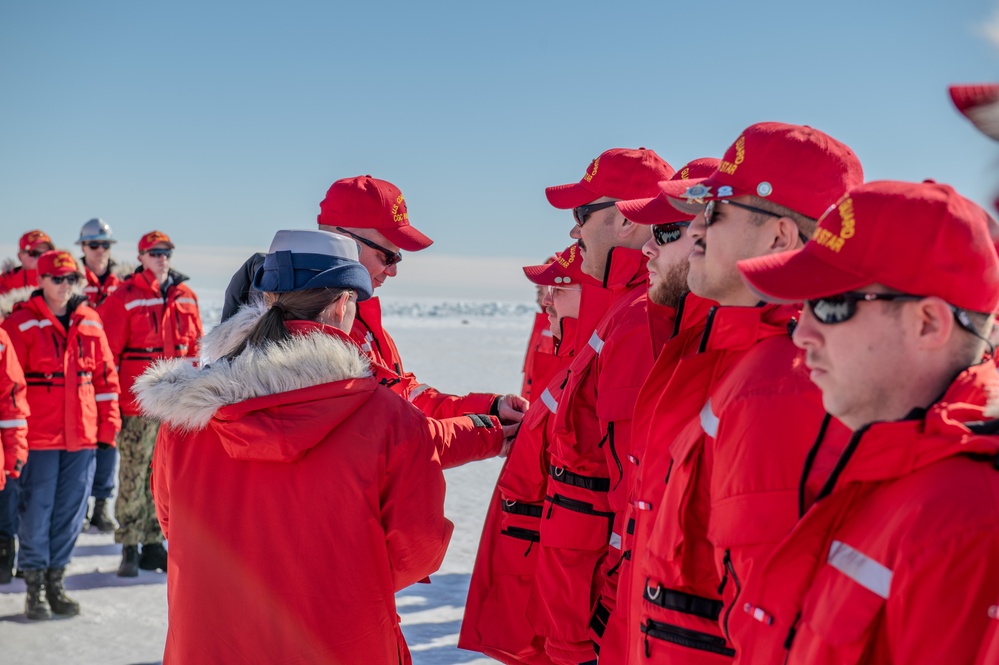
[1,250,121,620]
[134,229,453,665]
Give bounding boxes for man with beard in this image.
[632,123,863,664]
[586,158,719,664]
[532,147,674,664]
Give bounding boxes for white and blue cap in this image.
[252,229,373,300]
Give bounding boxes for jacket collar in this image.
[698,302,798,354]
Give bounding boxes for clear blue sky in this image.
[2,0,998,302]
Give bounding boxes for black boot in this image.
[138,542,167,572]
[0,537,14,584]
[117,545,139,577]
[45,567,80,616]
[23,569,51,621]
[89,499,116,533]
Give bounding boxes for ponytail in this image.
[226,287,348,360]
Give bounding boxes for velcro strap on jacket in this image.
[589,598,611,638]
[501,500,543,518]
[643,583,723,621]
[467,414,494,428]
[549,464,610,492]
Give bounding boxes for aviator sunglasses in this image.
[144,249,172,258]
[87,241,112,250]
[46,274,81,285]
[572,201,618,227]
[335,228,402,267]
[651,222,691,246]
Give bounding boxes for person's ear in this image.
[911,297,955,351]
[768,217,799,253]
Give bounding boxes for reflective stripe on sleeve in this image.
[540,387,558,414]
[588,331,604,354]
[175,298,197,305]
[609,532,622,549]
[0,419,28,428]
[79,320,103,328]
[95,393,119,402]
[699,399,719,438]
[408,384,431,402]
[124,298,165,310]
[827,540,892,599]
[18,319,53,332]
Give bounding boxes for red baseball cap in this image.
[618,158,721,225]
[523,244,589,287]
[138,230,175,252]
[19,230,54,252]
[37,250,82,277]
[317,175,433,252]
[545,148,675,209]
[667,122,864,221]
[737,180,999,314]
[948,84,999,141]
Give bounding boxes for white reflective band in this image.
[95,393,119,402]
[0,343,4,352]
[18,319,53,332]
[360,342,372,353]
[588,331,605,355]
[175,298,197,305]
[541,329,554,338]
[609,532,622,549]
[633,500,652,511]
[699,399,719,438]
[124,298,165,311]
[361,332,374,353]
[541,388,558,414]
[827,540,892,599]
[408,384,431,402]
[0,419,27,428]
[79,320,103,328]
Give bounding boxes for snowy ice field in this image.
[0,299,537,665]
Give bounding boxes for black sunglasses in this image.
[335,228,402,267]
[144,249,172,258]
[86,241,112,250]
[25,249,47,258]
[572,201,618,227]
[651,222,691,246]
[45,274,81,285]
[805,292,924,325]
[705,199,809,244]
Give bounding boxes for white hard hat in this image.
[77,218,116,244]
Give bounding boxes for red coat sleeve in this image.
[427,413,504,469]
[0,329,28,482]
[92,326,122,444]
[380,396,454,591]
[151,427,172,539]
[96,291,129,361]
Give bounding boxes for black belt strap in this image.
[549,464,611,492]
[501,500,543,518]
[643,584,724,621]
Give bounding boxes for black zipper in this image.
[597,422,624,490]
[782,612,801,664]
[670,292,687,339]
[697,306,719,353]
[722,549,741,642]
[544,493,614,518]
[641,618,735,658]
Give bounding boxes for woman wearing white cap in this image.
[134,230,452,665]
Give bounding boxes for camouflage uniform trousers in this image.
[114,415,163,546]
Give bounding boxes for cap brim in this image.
[663,175,752,215]
[545,182,603,210]
[737,247,873,303]
[379,224,433,252]
[618,194,695,225]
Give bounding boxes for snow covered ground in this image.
[0,300,536,664]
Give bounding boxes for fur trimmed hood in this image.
[134,303,373,438]
[0,286,35,319]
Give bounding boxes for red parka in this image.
[351,296,504,464]
[522,310,558,401]
[137,319,453,665]
[633,303,840,664]
[460,316,579,665]
[0,266,38,296]
[978,608,999,665]
[97,267,202,417]
[80,258,126,307]
[532,246,654,664]
[2,293,121,450]
[0,326,28,488]
[731,363,999,665]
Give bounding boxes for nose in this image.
[569,225,581,241]
[688,210,707,242]
[383,261,399,278]
[541,288,555,309]
[792,304,822,350]
[642,235,658,258]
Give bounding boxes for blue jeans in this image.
[17,449,96,570]
[91,445,117,500]
[0,476,19,539]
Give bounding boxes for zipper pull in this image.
[718,549,732,594]
[744,603,774,625]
